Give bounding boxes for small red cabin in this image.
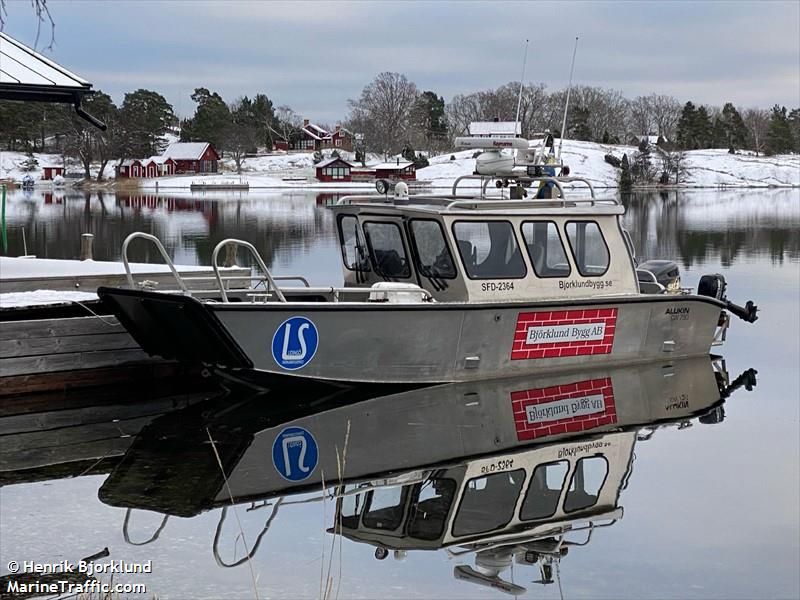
[315,157,353,182]
[42,166,64,180]
[162,142,220,174]
[373,160,416,180]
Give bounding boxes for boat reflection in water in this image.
[98,357,755,593]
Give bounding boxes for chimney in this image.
[396,157,399,165]
[303,119,309,127]
[335,124,341,132]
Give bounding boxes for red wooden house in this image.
[329,125,354,152]
[42,166,64,180]
[373,160,416,180]
[315,157,354,182]
[162,142,219,174]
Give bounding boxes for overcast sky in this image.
[3,0,799,121]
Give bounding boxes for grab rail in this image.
[212,499,284,567]
[122,508,170,546]
[121,232,189,292]
[211,238,286,303]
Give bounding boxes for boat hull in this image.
[99,288,726,384]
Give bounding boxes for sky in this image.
[2,0,799,121]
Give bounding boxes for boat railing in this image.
[122,232,189,293]
[211,238,287,303]
[450,174,596,199]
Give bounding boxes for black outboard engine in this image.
[698,273,759,323]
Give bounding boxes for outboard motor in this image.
[698,273,759,323]
[638,260,681,292]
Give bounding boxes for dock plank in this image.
[0,316,123,340]
[0,348,153,377]
[0,332,138,358]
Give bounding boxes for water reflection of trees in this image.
[4,191,334,269]
[5,189,798,271]
[621,189,799,268]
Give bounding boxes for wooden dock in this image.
[0,256,251,395]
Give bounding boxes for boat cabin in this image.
[332,430,633,552]
[331,194,640,302]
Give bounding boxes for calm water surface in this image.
[1,188,798,599]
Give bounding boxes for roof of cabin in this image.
[162,142,212,160]
[372,161,414,170]
[316,157,354,168]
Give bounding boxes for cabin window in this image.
[409,219,456,279]
[563,456,609,513]
[452,469,525,537]
[452,221,527,280]
[521,221,572,278]
[520,460,569,520]
[362,486,409,531]
[407,478,457,540]
[337,215,371,272]
[565,221,610,276]
[363,222,411,279]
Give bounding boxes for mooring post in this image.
[224,244,237,267]
[80,233,94,260]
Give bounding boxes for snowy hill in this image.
[418,140,800,189]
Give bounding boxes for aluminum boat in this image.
[98,177,758,384]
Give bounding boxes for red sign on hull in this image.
[511,308,618,360]
[511,377,617,441]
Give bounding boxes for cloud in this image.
[3,0,797,119]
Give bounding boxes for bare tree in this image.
[347,72,419,157]
[270,105,303,148]
[0,0,55,49]
[742,107,769,155]
[648,94,682,142]
[629,95,655,136]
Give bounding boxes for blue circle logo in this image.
[272,426,318,482]
[271,316,318,370]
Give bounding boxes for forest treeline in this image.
[0,72,798,180]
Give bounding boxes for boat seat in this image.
[457,240,477,271]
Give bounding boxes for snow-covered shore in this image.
[1,140,797,190]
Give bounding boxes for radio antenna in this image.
[514,39,529,136]
[558,36,579,160]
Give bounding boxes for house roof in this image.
[372,161,414,170]
[0,32,90,90]
[316,157,353,169]
[162,142,211,160]
[117,158,142,167]
[468,121,521,137]
[305,122,329,136]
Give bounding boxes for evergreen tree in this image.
[719,102,747,150]
[119,89,175,158]
[182,88,231,151]
[619,153,632,191]
[676,102,697,150]
[787,108,800,153]
[571,106,592,141]
[765,105,793,155]
[694,106,712,149]
[412,91,447,149]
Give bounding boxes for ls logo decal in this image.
[272,426,318,482]
[271,316,319,370]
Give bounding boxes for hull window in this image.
[565,221,611,277]
[363,221,411,279]
[452,469,525,537]
[563,456,609,513]
[520,460,569,520]
[409,219,456,279]
[453,221,527,280]
[521,221,572,278]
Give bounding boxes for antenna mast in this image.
[558,36,579,160]
[514,39,530,136]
